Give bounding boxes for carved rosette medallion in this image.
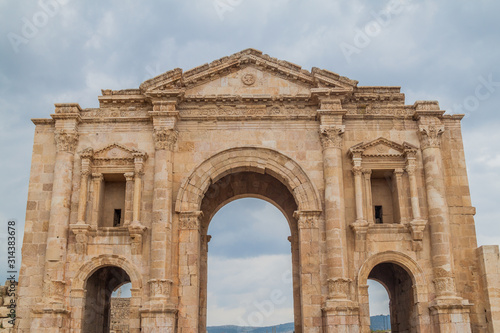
[328,278,351,300]
[54,130,78,153]
[179,211,203,230]
[419,125,444,149]
[153,128,178,151]
[148,279,172,299]
[320,125,345,149]
[241,73,256,86]
[293,210,321,229]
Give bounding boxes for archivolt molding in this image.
[175,147,321,213]
[357,251,427,292]
[70,254,143,291]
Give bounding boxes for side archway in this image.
[357,251,429,333]
[69,255,143,333]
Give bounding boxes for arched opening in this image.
[82,266,131,333]
[368,279,391,331]
[206,198,294,329]
[368,263,415,332]
[198,171,302,332]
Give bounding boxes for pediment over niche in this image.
[350,138,417,157]
[89,143,148,161]
[139,48,358,96]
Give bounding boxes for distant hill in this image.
[207,322,294,333]
[207,315,391,333]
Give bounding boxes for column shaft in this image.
[419,124,457,297]
[91,173,103,227]
[363,170,373,224]
[124,172,134,225]
[132,173,142,222]
[77,171,89,223]
[394,169,407,223]
[407,168,421,220]
[353,168,365,222]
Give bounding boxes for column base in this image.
[30,303,71,332]
[429,297,473,333]
[140,301,178,333]
[322,300,360,333]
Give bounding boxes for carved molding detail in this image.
[128,221,147,255]
[352,166,363,177]
[153,128,178,151]
[320,125,345,149]
[179,211,203,230]
[433,276,456,297]
[433,268,457,297]
[45,280,66,302]
[148,279,172,299]
[293,210,321,229]
[70,223,91,255]
[54,130,78,153]
[419,125,445,149]
[327,278,351,300]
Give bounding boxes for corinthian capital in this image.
[153,128,178,151]
[179,211,203,230]
[320,125,345,149]
[293,210,321,229]
[419,125,444,149]
[54,130,78,153]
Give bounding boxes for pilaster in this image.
[415,104,472,331]
[294,210,323,332]
[31,103,81,331]
[177,211,203,333]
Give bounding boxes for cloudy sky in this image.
[1,0,499,327]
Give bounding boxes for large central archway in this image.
[175,147,322,333]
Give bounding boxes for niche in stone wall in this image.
[100,174,126,227]
[350,138,418,226]
[370,170,399,224]
[78,143,147,229]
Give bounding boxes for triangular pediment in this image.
[139,48,358,95]
[350,137,417,157]
[93,143,146,160]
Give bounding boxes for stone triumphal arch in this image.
[16,49,500,332]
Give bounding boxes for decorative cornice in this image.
[153,128,178,151]
[319,125,345,150]
[54,130,78,153]
[419,125,445,149]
